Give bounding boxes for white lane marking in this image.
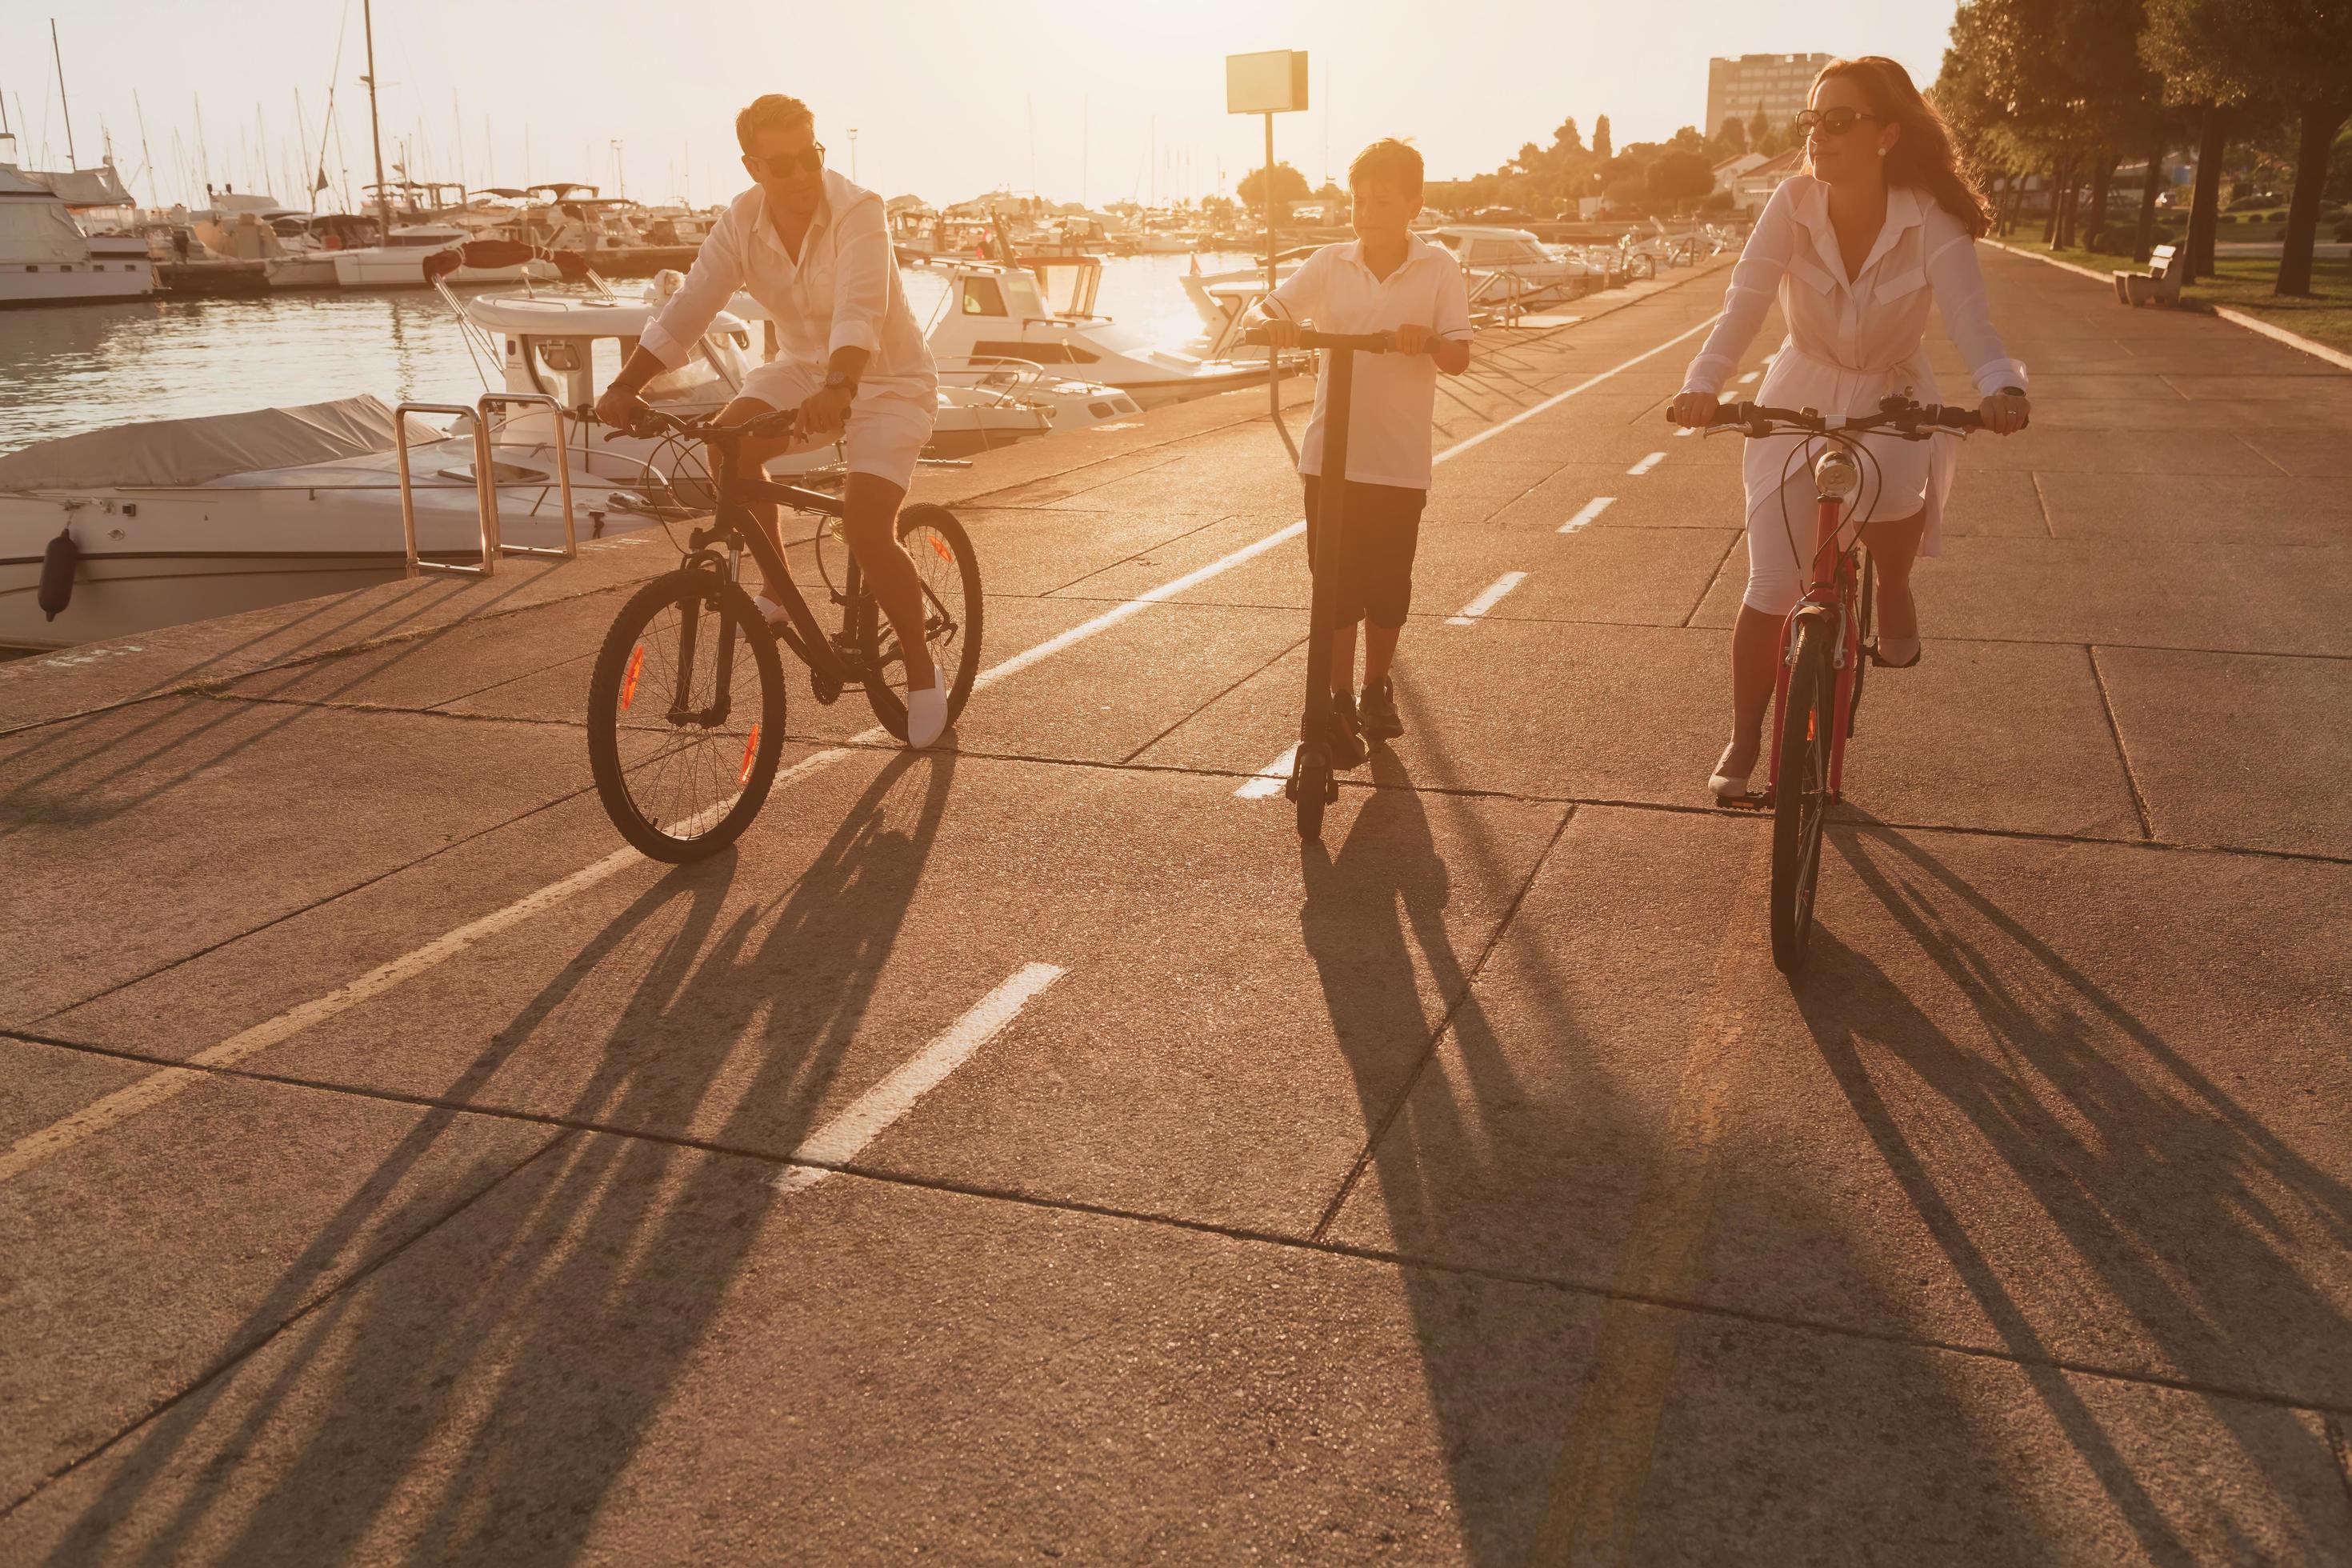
[775,962,1065,1194]
[1674,426,1695,438]
[0,756,858,1186]
[1448,571,1530,626]
[1434,310,1722,464]
[1,309,1726,1184]
[1626,452,1666,476]
[1559,497,1616,534]
[1236,743,1299,799]
[1737,370,1760,386]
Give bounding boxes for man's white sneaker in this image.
[905,667,949,749]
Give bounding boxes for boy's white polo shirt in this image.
[1261,233,1473,490]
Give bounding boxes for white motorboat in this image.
[918,257,1287,408]
[0,394,661,650]
[0,138,154,308]
[329,223,559,289]
[1427,225,1598,310]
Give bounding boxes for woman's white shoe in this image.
[904,667,949,749]
[1708,742,1756,804]
[751,594,790,628]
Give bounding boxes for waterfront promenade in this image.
[3,247,2348,1562]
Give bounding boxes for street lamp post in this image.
[847,127,858,182]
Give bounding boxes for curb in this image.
[1986,238,2352,374]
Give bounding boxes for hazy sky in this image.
[4,1,1958,212]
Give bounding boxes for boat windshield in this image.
[1002,269,1050,320]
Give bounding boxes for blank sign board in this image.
[1226,50,1310,114]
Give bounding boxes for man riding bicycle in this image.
[594,93,950,748]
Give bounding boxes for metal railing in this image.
[394,391,578,578]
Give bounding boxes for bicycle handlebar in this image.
[1668,397,2020,435]
[1239,326,1450,354]
[601,402,804,446]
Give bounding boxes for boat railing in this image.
[395,392,578,578]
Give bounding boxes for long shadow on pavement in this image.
[38,750,954,1562]
[1798,823,2352,1563]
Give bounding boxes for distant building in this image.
[1706,53,1835,143]
[1730,146,1806,212]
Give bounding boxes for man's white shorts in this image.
[738,362,936,493]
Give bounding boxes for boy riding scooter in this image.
[1249,139,1474,767]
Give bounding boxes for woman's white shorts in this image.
[738,362,936,493]
[1741,429,1934,616]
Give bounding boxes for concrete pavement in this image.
[2,247,2348,1563]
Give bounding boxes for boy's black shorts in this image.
[1301,475,1426,630]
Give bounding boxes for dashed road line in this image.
[1626,451,1666,475]
[1558,497,1615,534]
[1737,370,1760,386]
[775,962,1065,1194]
[1448,572,1530,626]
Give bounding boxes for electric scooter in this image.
[1243,325,1441,839]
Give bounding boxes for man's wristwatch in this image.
[824,368,858,396]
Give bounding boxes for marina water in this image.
[0,250,1250,456]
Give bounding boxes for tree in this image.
[2143,0,2352,295]
[1554,116,1585,156]
[1716,117,1750,157]
[1237,161,1310,214]
[1648,150,1717,210]
[1750,103,1771,147]
[1592,115,1612,161]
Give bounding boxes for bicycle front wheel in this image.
[1770,614,1835,973]
[586,570,787,862]
[858,503,984,741]
[1849,548,1875,738]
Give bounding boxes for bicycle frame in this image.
[1763,482,1864,803]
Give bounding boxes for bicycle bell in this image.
[1813,446,1862,500]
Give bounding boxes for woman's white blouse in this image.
[1682,176,2026,402]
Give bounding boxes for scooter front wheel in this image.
[1288,737,1336,839]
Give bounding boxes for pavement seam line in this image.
[1118,633,1306,767]
[1306,805,1580,1242]
[0,1128,577,1522]
[10,1022,2350,1426]
[2085,644,2158,842]
[2030,470,2057,538]
[1682,530,1744,628]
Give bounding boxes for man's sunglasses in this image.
[1794,108,1877,138]
[748,143,826,177]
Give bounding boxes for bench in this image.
[2114,243,2185,306]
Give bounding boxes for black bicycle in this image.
[585,406,982,861]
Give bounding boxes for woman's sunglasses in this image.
[748,143,826,177]
[1795,108,1877,138]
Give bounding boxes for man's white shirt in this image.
[640,167,936,397]
[1259,233,1473,490]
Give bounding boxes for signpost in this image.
[1226,49,1309,302]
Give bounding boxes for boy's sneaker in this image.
[1359,678,1403,742]
[1327,688,1368,770]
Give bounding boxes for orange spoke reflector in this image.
[738,723,760,786]
[620,645,645,710]
[929,535,954,562]
[1806,710,1817,742]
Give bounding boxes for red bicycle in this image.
[1671,395,2011,970]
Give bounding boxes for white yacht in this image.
[918,257,1284,407]
[329,223,558,289]
[0,138,153,307]
[1427,226,1597,308]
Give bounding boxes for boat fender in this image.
[38,527,80,622]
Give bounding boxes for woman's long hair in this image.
[1813,56,1993,238]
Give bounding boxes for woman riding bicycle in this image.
[1670,56,2030,804]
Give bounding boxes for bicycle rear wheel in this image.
[1770,614,1835,972]
[587,570,787,862]
[858,503,984,740]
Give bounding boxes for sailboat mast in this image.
[362,0,391,232]
[50,19,79,168]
